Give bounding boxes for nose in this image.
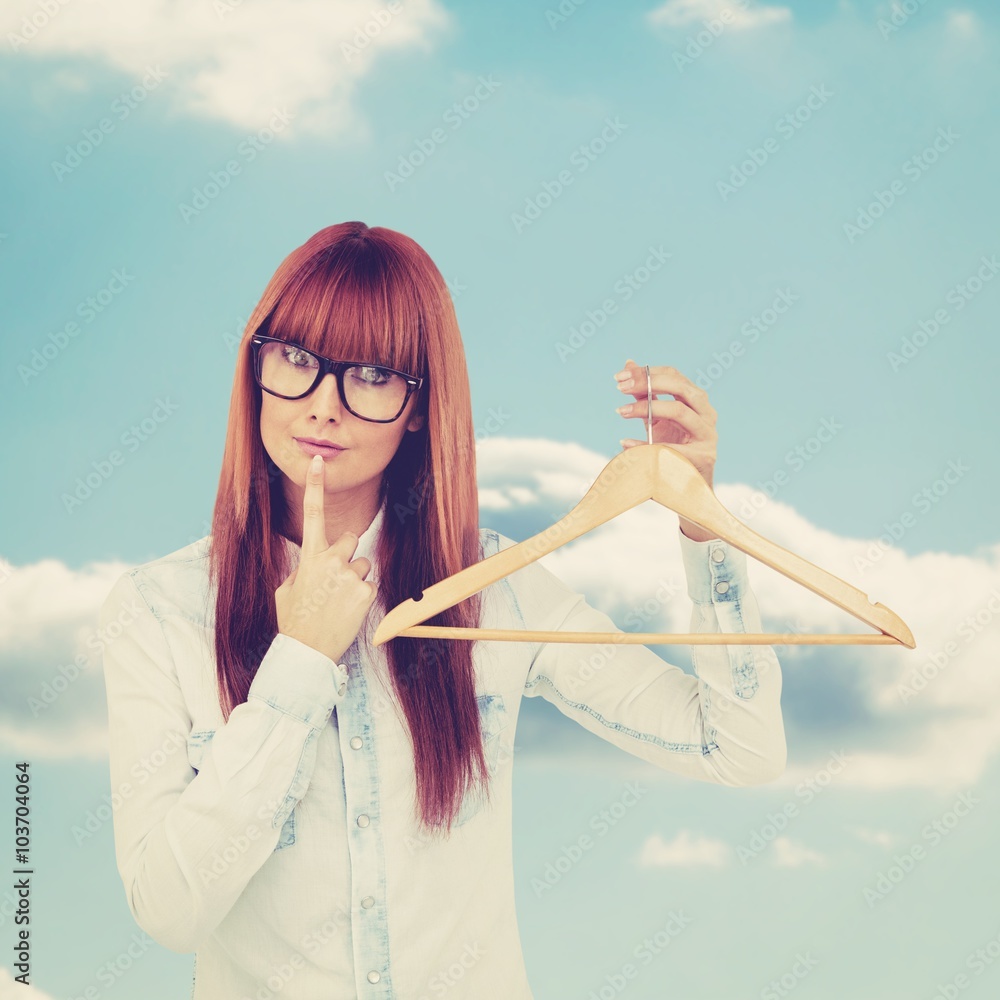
[307,372,345,420]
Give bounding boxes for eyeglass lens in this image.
[259,341,409,420]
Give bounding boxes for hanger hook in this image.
[645,364,653,444]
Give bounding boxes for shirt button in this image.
[715,580,730,594]
[357,814,370,827]
[361,895,375,908]
[367,971,381,984]
[338,681,347,696]
[350,736,363,750]
[711,548,725,563]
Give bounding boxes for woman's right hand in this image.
[275,453,378,665]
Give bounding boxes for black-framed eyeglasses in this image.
[250,335,424,424]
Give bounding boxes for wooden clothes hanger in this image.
[373,367,916,650]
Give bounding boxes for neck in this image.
[279,480,383,548]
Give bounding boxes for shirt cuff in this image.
[247,632,349,729]
[678,525,751,605]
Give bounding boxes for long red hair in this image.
[208,221,488,834]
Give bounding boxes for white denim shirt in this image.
[100,501,785,999]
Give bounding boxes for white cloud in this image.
[477,437,604,510]
[0,554,126,760]
[0,0,452,135]
[647,0,792,30]
[771,835,827,867]
[638,828,731,867]
[477,487,512,510]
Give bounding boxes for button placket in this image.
[338,651,392,996]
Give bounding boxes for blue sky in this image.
[1,0,998,997]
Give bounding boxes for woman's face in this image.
[260,364,425,511]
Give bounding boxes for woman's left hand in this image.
[614,358,719,542]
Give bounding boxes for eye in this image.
[353,365,393,385]
[281,345,316,368]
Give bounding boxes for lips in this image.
[296,437,345,449]
[295,437,347,458]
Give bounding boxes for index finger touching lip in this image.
[302,453,329,556]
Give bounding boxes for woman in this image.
[100,221,785,999]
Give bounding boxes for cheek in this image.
[259,400,277,443]
[259,399,296,461]
[357,426,407,463]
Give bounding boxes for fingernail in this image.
[616,405,631,416]
[311,453,323,469]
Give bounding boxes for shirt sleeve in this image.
[516,526,786,786]
[100,569,350,953]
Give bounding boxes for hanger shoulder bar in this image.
[397,625,905,645]
[373,443,915,651]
